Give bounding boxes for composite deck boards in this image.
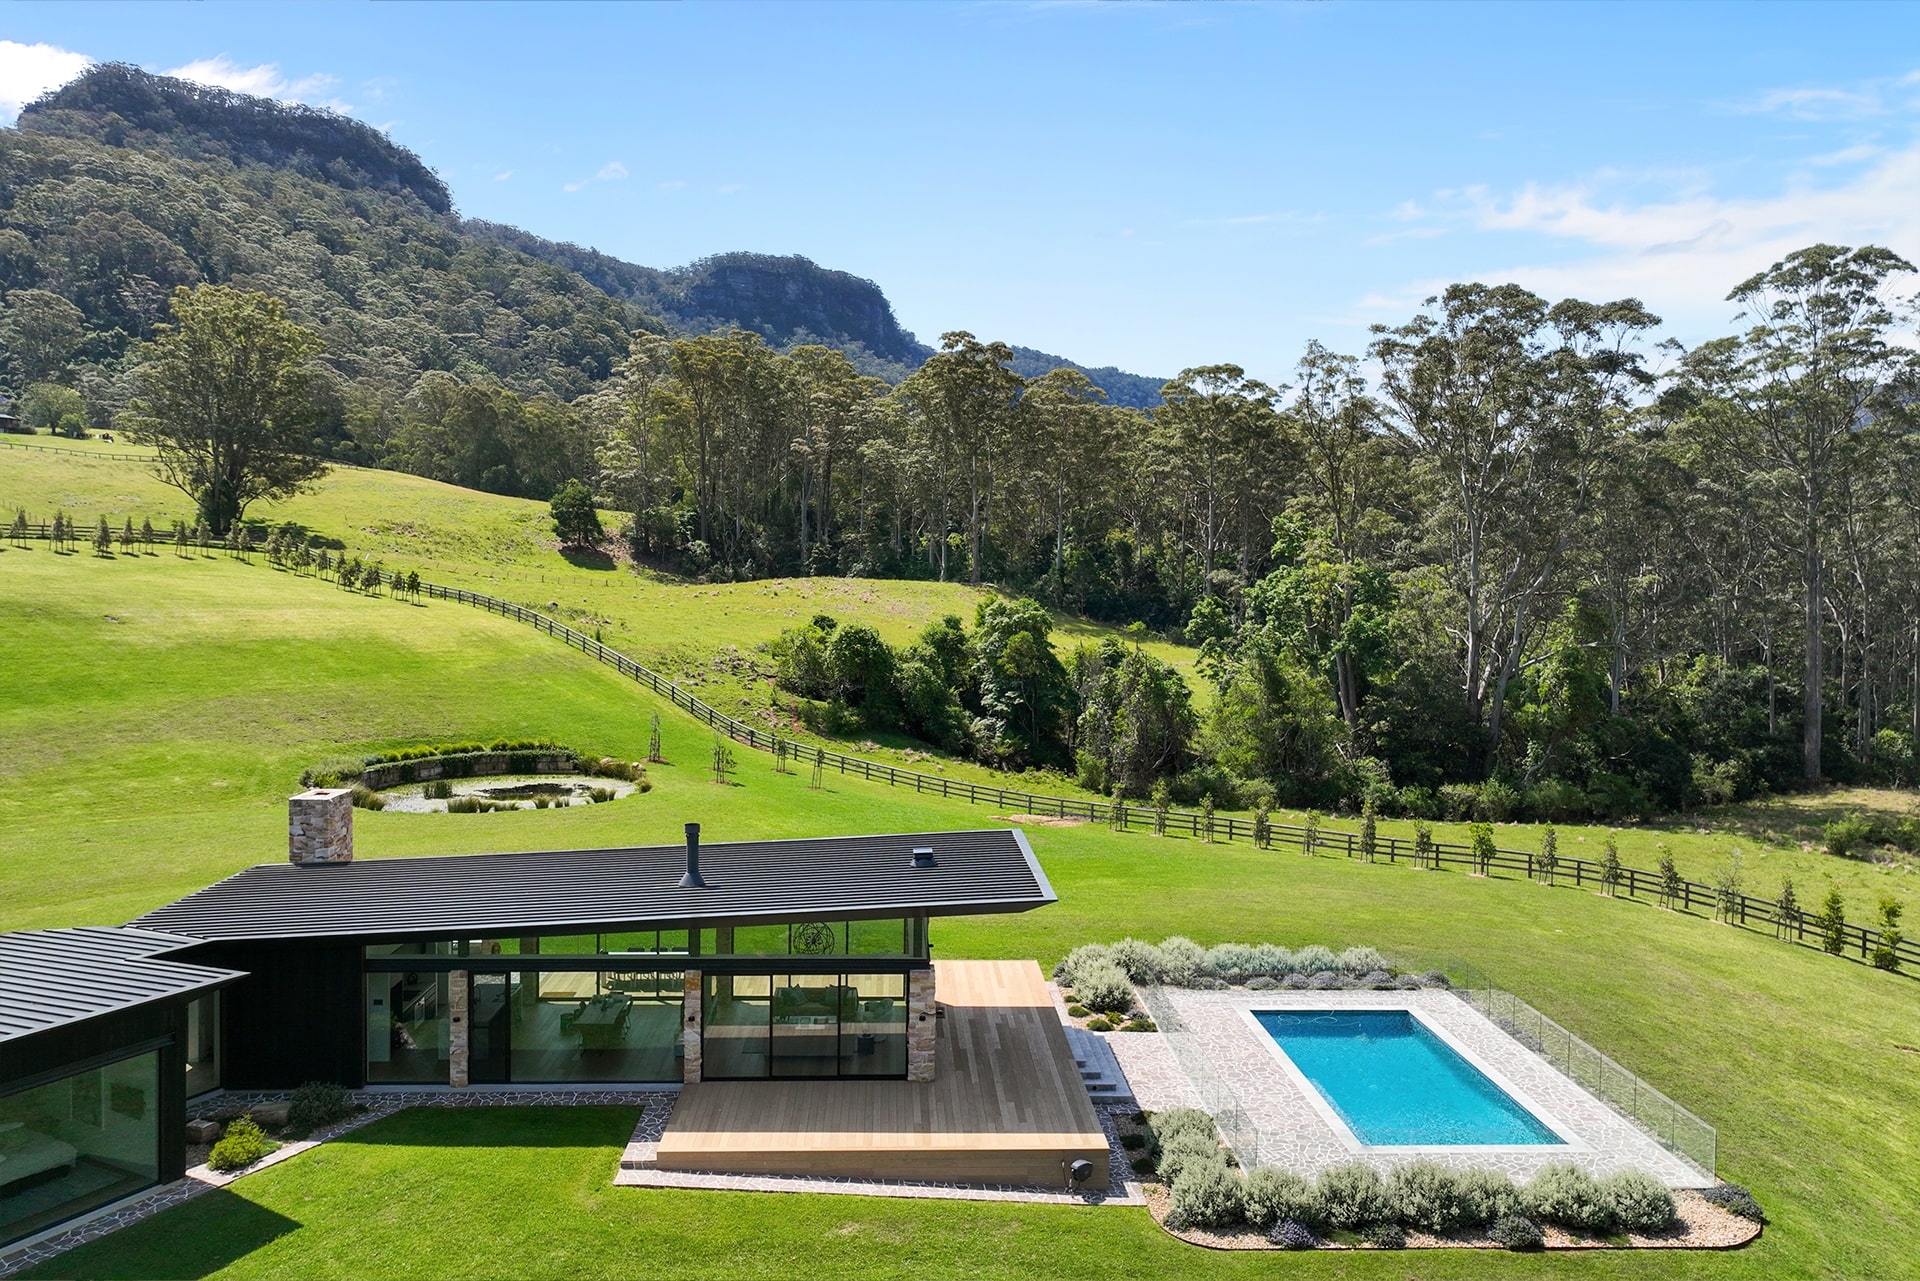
[656,960,1109,1187]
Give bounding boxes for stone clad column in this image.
[906,966,936,1083]
[448,971,469,1088]
[681,970,702,1084]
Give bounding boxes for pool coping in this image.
[1238,1006,1590,1155]
[1144,988,1711,1188]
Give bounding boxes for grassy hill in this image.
[4,514,1920,1277]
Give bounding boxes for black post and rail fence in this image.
[11,515,1918,977]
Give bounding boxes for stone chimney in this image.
[289,788,354,866]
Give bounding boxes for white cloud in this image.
[563,161,629,193]
[1376,144,1920,333]
[493,170,513,182]
[717,183,747,195]
[162,56,350,113]
[1750,85,1882,121]
[0,39,92,125]
[657,179,686,191]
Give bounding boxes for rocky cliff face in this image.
[675,253,930,368]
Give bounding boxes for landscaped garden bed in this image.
[1054,937,1448,1029]
[1129,1107,1762,1252]
[297,739,653,812]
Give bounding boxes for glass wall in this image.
[506,969,683,1083]
[0,1052,160,1247]
[184,994,221,1098]
[839,973,907,1076]
[702,972,910,1079]
[708,919,913,958]
[365,971,450,1084]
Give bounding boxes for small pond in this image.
[377,773,639,813]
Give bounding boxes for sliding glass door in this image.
[702,972,909,1080]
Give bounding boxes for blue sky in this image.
[4,1,1918,382]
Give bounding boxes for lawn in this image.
[0,437,1202,794]
[0,1106,1840,1281]
[3,548,1918,1278]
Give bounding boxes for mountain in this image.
[2,63,1164,413]
[5,64,635,410]
[468,229,1168,406]
[24,61,451,214]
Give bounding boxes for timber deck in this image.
[655,959,1111,1188]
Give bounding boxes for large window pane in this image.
[508,970,682,1082]
[770,975,840,1077]
[840,974,907,1076]
[729,924,792,956]
[848,919,906,955]
[366,971,450,1084]
[469,974,510,1084]
[184,994,221,1098]
[0,1052,160,1247]
[701,974,769,1079]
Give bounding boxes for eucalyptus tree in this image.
[597,334,677,545]
[895,332,1024,585]
[1667,244,1916,780]
[1023,367,1120,601]
[1370,285,1658,769]
[1152,365,1282,595]
[788,344,885,574]
[1276,341,1400,725]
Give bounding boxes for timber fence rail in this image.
[9,517,1917,976]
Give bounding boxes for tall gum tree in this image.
[1371,284,1657,773]
[1668,244,1916,781]
[896,332,1023,585]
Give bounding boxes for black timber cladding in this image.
[0,927,242,1042]
[130,828,1055,943]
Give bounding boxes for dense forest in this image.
[7,65,1920,821]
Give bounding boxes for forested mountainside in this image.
[22,61,452,212]
[467,224,1166,405]
[2,66,636,462]
[0,64,1162,443]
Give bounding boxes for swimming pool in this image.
[1252,1009,1566,1147]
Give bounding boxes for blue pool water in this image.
[1253,1009,1564,1146]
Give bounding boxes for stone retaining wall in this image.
[359,751,578,790]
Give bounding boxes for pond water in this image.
[376,773,639,813]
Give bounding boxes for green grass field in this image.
[0,437,1201,794]
[4,454,1919,1278]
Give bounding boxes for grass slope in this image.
[3,549,1919,1278]
[0,438,1201,791]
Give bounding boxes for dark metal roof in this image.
[130,828,1056,943]
[0,927,244,1043]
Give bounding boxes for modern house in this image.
[2,791,1081,1250]
[0,929,238,1246]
